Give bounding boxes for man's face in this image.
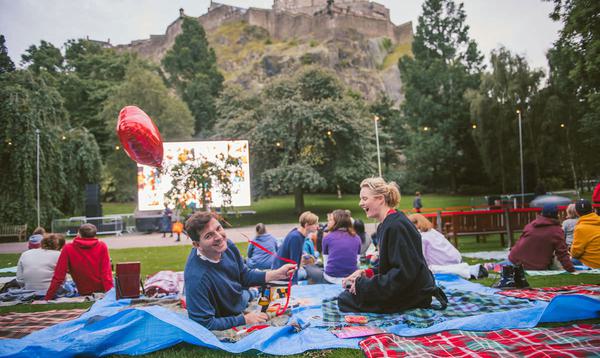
[304,222,319,235]
[193,218,228,256]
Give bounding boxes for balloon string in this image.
[218,214,296,317]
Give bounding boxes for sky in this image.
[0,0,562,73]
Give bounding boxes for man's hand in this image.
[266,264,297,282]
[342,269,364,295]
[244,311,269,325]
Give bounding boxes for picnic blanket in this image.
[525,268,600,276]
[0,309,88,339]
[319,287,535,329]
[359,324,600,358]
[1,273,599,357]
[497,284,600,301]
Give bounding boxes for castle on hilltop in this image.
[115,0,413,63]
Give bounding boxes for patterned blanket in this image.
[359,324,600,358]
[497,284,600,301]
[0,309,88,339]
[320,288,534,329]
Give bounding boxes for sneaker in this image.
[491,265,516,289]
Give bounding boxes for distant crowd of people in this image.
[11,178,600,332]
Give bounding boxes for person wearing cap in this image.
[27,227,46,250]
[45,224,113,300]
[184,211,296,331]
[571,199,600,268]
[508,203,575,272]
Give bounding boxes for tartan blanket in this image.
[320,288,534,329]
[0,309,88,339]
[359,324,600,358]
[497,284,600,301]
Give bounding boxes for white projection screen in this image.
[136,140,251,211]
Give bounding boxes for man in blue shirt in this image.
[184,211,296,330]
[272,211,320,283]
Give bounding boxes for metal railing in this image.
[52,215,127,236]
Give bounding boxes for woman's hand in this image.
[342,269,364,295]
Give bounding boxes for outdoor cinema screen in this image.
[136,140,251,211]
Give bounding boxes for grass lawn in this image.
[1,241,598,357]
[102,193,484,227]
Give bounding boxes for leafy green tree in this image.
[0,35,15,74]
[162,17,224,135]
[214,84,263,140]
[0,70,68,228]
[251,68,375,213]
[466,48,543,192]
[399,0,484,192]
[98,63,195,201]
[21,40,64,74]
[547,0,600,181]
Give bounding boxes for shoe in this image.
[513,263,530,289]
[478,264,489,279]
[491,265,516,289]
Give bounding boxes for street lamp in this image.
[516,110,524,208]
[373,115,382,177]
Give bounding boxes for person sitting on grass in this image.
[408,213,461,266]
[508,204,574,272]
[271,211,320,284]
[562,203,579,249]
[247,223,278,270]
[45,224,114,300]
[340,177,446,313]
[17,233,63,296]
[321,209,362,284]
[571,199,600,269]
[184,211,296,331]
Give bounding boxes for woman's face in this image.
[359,187,384,220]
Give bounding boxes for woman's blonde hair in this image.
[566,204,578,219]
[408,214,433,232]
[360,177,401,208]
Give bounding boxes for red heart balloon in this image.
[116,106,163,168]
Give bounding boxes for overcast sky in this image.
[0,0,562,73]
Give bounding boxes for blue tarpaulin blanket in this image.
[1,273,599,357]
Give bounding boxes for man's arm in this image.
[554,235,575,272]
[570,226,588,259]
[45,249,69,300]
[16,256,24,286]
[100,243,114,292]
[186,279,245,331]
[231,243,266,287]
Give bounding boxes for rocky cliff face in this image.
[207,21,411,106]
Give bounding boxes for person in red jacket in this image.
[45,223,113,300]
[508,204,575,272]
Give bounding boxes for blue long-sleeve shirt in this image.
[247,233,279,270]
[184,240,266,330]
[271,228,304,283]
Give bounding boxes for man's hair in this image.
[255,223,266,235]
[41,233,63,250]
[330,209,355,235]
[79,224,97,238]
[408,213,433,232]
[32,226,46,236]
[299,211,319,228]
[186,211,217,241]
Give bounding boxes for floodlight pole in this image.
[36,128,41,227]
[517,110,524,208]
[374,115,382,177]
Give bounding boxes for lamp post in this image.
[373,115,382,177]
[516,110,524,208]
[36,128,40,227]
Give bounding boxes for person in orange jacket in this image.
[571,199,600,269]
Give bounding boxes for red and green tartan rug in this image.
[496,284,600,301]
[359,324,600,358]
[0,309,88,339]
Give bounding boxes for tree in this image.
[466,47,543,193]
[162,17,224,136]
[547,0,600,181]
[21,40,64,74]
[98,63,195,201]
[369,95,405,174]
[398,0,484,192]
[0,35,15,74]
[250,68,375,213]
[0,70,68,228]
